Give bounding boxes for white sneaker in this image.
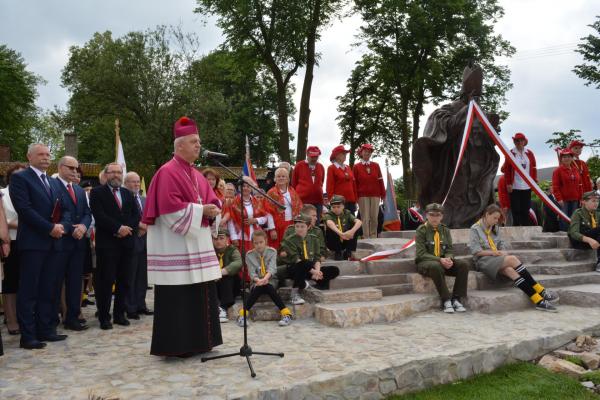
[236,316,246,327]
[443,300,454,313]
[291,294,305,305]
[219,307,228,323]
[278,315,292,326]
[452,299,466,312]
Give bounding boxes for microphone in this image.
[202,149,229,159]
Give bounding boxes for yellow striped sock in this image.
[530,293,543,304]
[533,283,544,294]
[280,307,292,316]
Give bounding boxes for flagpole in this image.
[115,118,120,161]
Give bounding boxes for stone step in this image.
[379,226,544,242]
[304,287,383,303]
[228,301,314,321]
[476,271,600,290]
[555,284,600,307]
[406,272,479,294]
[532,234,572,248]
[314,294,440,327]
[508,240,554,250]
[375,283,414,296]
[363,258,420,275]
[526,260,596,275]
[322,260,362,276]
[465,289,533,313]
[329,273,409,290]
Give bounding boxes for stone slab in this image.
[557,284,600,307]
[380,226,543,242]
[329,273,410,290]
[3,300,600,399]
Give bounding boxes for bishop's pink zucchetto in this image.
[173,116,199,139]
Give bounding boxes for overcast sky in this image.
[1,0,599,178]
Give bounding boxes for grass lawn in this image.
[389,362,598,400]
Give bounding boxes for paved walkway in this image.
[1,292,600,399]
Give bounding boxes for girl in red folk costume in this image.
[266,167,303,249]
[353,144,385,238]
[569,140,593,193]
[500,133,537,227]
[227,182,272,252]
[203,168,224,202]
[291,146,326,221]
[326,145,358,214]
[552,149,583,231]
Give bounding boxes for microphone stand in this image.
[201,156,286,378]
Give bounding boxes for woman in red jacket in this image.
[552,149,582,230]
[500,133,537,226]
[291,146,325,221]
[569,140,593,193]
[227,183,272,251]
[353,144,385,238]
[326,145,358,214]
[266,167,303,249]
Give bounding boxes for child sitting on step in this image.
[568,191,600,272]
[415,203,470,313]
[213,228,242,323]
[468,204,559,312]
[238,230,293,327]
[323,195,362,260]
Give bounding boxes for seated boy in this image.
[284,204,328,259]
[415,203,469,313]
[323,195,362,260]
[279,214,336,303]
[238,230,293,327]
[568,191,600,272]
[213,228,242,322]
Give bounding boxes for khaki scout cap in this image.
[425,203,444,213]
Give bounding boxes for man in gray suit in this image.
[124,172,152,319]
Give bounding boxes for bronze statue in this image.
[412,63,501,228]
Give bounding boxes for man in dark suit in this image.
[123,171,152,319]
[55,156,92,331]
[90,162,140,330]
[9,143,72,349]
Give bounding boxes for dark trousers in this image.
[510,189,531,226]
[245,284,286,311]
[55,247,85,325]
[345,202,357,215]
[571,227,600,260]
[560,201,580,231]
[95,246,133,322]
[126,250,148,313]
[325,225,358,254]
[416,259,470,302]
[216,275,239,309]
[17,250,62,342]
[287,260,339,289]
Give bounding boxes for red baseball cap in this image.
[330,145,350,161]
[306,146,321,157]
[568,140,585,149]
[559,148,574,157]
[512,132,528,145]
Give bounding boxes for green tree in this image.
[30,107,67,157]
[339,0,514,197]
[194,0,344,162]
[545,129,600,152]
[587,156,600,182]
[0,45,44,160]
[574,16,600,89]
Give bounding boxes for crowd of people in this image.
[0,119,599,358]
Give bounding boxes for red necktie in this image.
[112,188,122,209]
[67,183,77,204]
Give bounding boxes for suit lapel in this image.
[27,167,52,201]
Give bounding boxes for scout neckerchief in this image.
[478,220,497,251]
[590,211,597,229]
[337,215,344,242]
[218,252,224,269]
[426,222,441,257]
[302,239,309,260]
[259,254,266,277]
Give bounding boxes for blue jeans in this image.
[559,200,579,231]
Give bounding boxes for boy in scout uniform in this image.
[415,203,470,313]
[279,214,338,304]
[284,204,327,260]
[212,228,242,322]
[568,191,600,272]
[323,195,363,260]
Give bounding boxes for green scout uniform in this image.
[278,233,322,265]
[568,208,600,243]
[284,224,327,258]
[215,244,242,276]
[415,222,469,302]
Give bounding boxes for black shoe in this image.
[20,340,47,350]
[334,251,343,261]
[78,317,87,324]
[64,321,89,331]
[113,317,130,326]
[81,299,95,307]
[138,308,154,316]
[99,320,113,330]
[343,250,352,260]
[126,312,140,320]
[39,334,68,342]
[535,300,558,313]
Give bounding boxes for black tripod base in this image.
[201,345,284,378]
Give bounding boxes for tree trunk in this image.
[399,97,413,198]
[275,77,291,162]
[296,0,321,162]
[410,93,425,201]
